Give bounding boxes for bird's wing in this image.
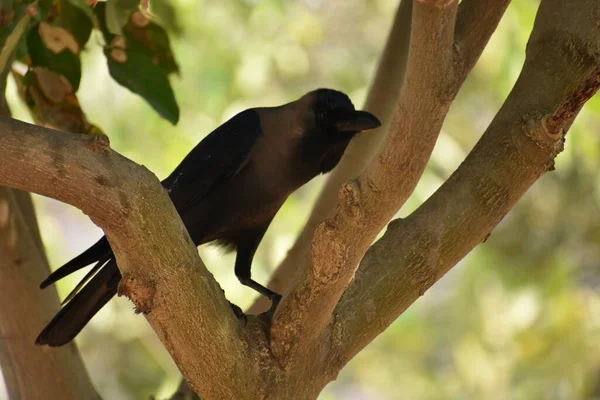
[40,110,261,291]
[162,109,262,213]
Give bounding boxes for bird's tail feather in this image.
[61,256,110,305]
[36,261,120,346]
[40,236,111,289]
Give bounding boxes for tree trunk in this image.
[0,71,98,399]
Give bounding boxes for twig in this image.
[0,14,31,75]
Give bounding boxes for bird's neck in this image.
[297,133,353,176]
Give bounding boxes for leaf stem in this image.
[0,14,32,76]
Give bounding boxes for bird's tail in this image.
[36,260,120,346]
[38,236,120,346]
[40,236,111,289]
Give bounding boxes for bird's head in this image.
[308,88,381,138]
[295,88,381,174]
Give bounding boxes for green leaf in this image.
[147,1,182,36]
[105,0,139,35]
[95,1,179,123]
[98,2,179,76]
[105,48,179,124]
[65,0,95,20]
[61,0,94,47]
[94,2,114,39]
[26,23,82,91]
[124,19,178,74]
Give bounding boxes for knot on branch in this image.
[118,272,156,314]
[544,65,600,137]
[310,221,347,284]
[523,113,563,154]
[338,179,364,221]
[83,132,111,153]
[540,115,570,142]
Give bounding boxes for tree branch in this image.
[334,0,600,363]
[249,0,414,314]
[0,118,264,398]
[454,0,511,80]
[0,71,98,398]
[270,0,461,366]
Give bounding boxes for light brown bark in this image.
[0,69,98,399]
[250,0,414,313]
[0,188,100,400]
[0,119,263,398]
[269,0,510,367]
[334,0,600,360]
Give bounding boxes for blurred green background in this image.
[4,0,600,399]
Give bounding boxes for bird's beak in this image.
[331,110,381,132]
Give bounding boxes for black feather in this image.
[37,90,380,346]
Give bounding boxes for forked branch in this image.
[0,118,253,398]
[335,0,600,362]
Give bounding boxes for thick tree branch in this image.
[0,118,265,398]
[250,0,414,314]
[334,0,600,363]
[270,0,461,366]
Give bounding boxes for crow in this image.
[36,88,381,346]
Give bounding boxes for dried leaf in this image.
[39,22,79,54]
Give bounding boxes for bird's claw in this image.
[259,293,282,321]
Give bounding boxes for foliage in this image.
[0,0,179,131]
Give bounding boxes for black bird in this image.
[36,89,381,346]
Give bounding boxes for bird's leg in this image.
[235,231,282,319]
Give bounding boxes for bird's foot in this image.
[259,292,282,321]
[229,301,247,325]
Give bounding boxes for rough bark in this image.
[0,71,98,399]
[0,188,100,400]
[250,0,414,313]
[333,0,600,362]
[269,0,509,367]
[0,118,272,399]
[256,0,512,318]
